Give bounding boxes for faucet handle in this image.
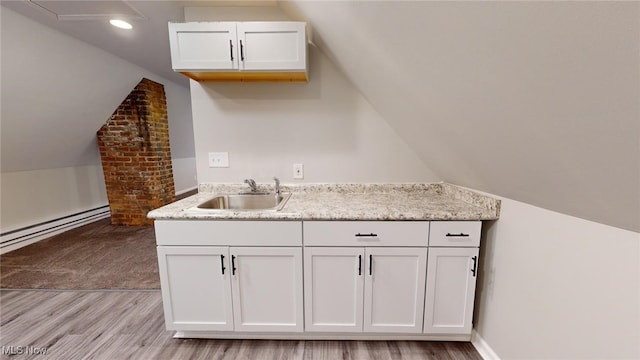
[273,177,280,195]
[244,178,257,192]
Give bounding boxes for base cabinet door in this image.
[423,247,479,334]
[304,247,364,332]
[157,246,233,331]
[230,247,304,332]
[364,248,427,333]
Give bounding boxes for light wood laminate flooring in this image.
[1,290,482,360]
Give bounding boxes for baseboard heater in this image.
[0,206,111,254]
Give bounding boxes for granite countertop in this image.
[147,182,500,221]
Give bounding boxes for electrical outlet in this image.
[293,163,304,179]
[209,152,229,168]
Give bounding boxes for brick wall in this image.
[97,78,175,226]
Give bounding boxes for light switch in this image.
[209,152,229,168]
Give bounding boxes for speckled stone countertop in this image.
[147,183,500,221]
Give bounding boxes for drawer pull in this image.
[446,233,470,237]
[355,233,378,237]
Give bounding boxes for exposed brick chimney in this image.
[97,78,175,226]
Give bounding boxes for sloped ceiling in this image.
[279,1,639,232]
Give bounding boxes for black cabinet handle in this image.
[229,40,234,61]
[231,255,237,275]
[220,254,226,275]
[369,254,373,276]
[240,40,244,61]
[446,233,469,237]
[471,256,477,277]
[358,255,362,276]
[355,233,378,237]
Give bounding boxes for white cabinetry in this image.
[303,221,429,334]
[231,247,303,332]
[168,21,307,81]
[168,22,237,71]
[155,221,303,332]
[423,221,481,335]
[155,219,484,340]
[157,246,233,331]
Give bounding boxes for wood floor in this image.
[0,289,482,360]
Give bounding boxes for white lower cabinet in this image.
[230,247,304,332]
[363,247,428,333]
[156,219,483,339]
[155,220,303,332]
[157,244,303,332]
[157,246,234,331]
[423,247,479,334]
[304,247,427,334]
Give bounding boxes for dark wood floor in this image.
[0,290,482,360]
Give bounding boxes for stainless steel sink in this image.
[195,193,291,211]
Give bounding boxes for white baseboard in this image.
[472,329,501,360]
[0,206,111,254]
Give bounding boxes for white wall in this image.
[475,196,640,359]
[0,7,196,233]
[186,5,437,184]
[190,44,438,184]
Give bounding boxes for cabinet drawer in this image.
[303,221,429,247]
[155,220,302,246]
[429,221,481,247]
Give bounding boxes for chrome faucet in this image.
[244,178,258,193]
[273,177,280,195]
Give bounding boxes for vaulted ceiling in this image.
[2,0,638,231]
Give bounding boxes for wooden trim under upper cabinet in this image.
[180,71,308,82]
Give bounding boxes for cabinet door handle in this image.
[231,255,237,275]
[229,40,234,61]
[446,232,469,237]
[358,255,362,276]
[240,40,245,61]
[355,233,378,237]
[369,254,373,276]
[220,254,226,275]
[471,256,478,277]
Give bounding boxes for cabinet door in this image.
[363,248,427,333]
[168,22,237,70]
[230,247,303,332]
[424,247,479,334]
[304,247,364,332]
[157,246,233,331]
[237,22,306,71]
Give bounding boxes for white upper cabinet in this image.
[236,22,306,71]
[168,21,308,81]
[168,22,237,71]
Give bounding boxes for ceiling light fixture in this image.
[109,19,132,30]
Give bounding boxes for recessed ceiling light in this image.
[110,19,132,30]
